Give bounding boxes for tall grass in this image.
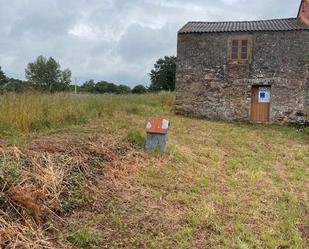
[0,92,175,135]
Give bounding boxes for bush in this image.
[132,85,147,94]
[118,84,131,94]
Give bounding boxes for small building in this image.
[176,0,309,124]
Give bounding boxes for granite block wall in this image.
[175,31,309,124]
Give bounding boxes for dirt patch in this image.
[299,224,309,244]
[28,136,70,153]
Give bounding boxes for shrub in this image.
[132,85,147,94]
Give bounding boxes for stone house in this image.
[176,0,309,124]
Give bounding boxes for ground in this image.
[0,93,308,248]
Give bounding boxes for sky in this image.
[0,0,301,86]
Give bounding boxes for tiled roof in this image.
[178,18,309,34]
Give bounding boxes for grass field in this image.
[0,92,308,248]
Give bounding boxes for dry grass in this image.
[0,92,308,248]
[0,92,174,134]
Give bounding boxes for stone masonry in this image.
[176,30,309,124]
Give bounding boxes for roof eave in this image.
[178,29,309,34]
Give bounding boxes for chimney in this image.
[298,0,309,25]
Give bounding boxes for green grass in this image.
[125,128,146,148]
[0,92,173,135]
[0,92,308,248]
[66,228,100,248]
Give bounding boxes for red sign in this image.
[146,118,169,134]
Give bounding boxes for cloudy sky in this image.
[0,0,301,86]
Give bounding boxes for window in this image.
[227,35,253,63]
[241,40,248,59]
[231,40,238,59]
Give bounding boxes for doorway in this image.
[250,86,271,122]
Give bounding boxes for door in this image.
[251,86,270,122]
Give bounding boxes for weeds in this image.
[126,105,142,115]
[125,128,145,148]
[66,227,100,248]
[61,171,88,212]
[0,92,174,135]
[0,92,308,248]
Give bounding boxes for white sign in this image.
[146,121,152,129]
[162,119,169,129]
[258,87,271,103]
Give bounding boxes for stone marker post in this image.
[145,118,169,152]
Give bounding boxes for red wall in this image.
[299,0,309,25]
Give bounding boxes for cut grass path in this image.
[60,110,308,248]
[0,93,308,248]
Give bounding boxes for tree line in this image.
[0,55,176,94]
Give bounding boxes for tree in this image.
[81,80,96,92]
[118,85,131,94]
[149,56,176,92]
[0,67,34,93]
[61,68,72,86]
[25,55,72,92]
[132,84,147,94]
[80,80,132,94]
[2,78,33,93]
[95,81,119,94]
[0,66,8,86]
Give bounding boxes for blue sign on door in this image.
[258,87,270,103]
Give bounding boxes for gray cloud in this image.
[0,0,301,86]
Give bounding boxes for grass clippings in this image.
[0,92,308,248]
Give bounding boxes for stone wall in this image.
[175,30,309,124]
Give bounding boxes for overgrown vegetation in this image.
[0,92,171,135]
[0,92,308,248]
